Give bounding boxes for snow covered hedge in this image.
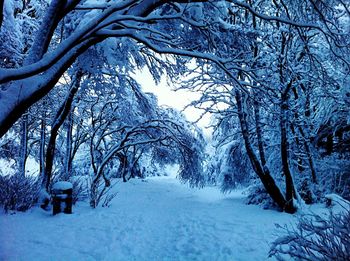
[269,207,350,260]
[0,174,40,212]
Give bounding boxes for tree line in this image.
[0,0,349,213]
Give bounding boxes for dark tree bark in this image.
[275,30,296,213]
[290,122,304,172]
[116,153,128,182]
[280,87,296,213]
[19,114,28,176]
[251,15,267,168]
[291,85,317,182]
[235,90,295,213]
[253,93,267,167]
[64,110,74,180]
[325,134,334,155]
[39,116,46,177]
[298,126,317,183]
[42,71,82,190]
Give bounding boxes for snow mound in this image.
[52,181,73,190]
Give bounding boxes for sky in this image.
[133,68,213,137]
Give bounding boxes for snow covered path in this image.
[0,177,297,261]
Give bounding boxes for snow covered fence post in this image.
[51,181,73,215]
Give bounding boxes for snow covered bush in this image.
[297,178,316,205]
[89,178,117,208]
[206,139,253,191]
[219,143,253,193]
[318,158,350,201]
[69,178,88,205]
[332,170,350,201]
[0,174,40,212]
[245,183,278,210]
[269,208,350,260]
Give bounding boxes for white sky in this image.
[133,68,213,137]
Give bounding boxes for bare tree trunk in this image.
[280,89,296,213]
[42,71,82,190]
[325,134,333,155]
[90,157,112,208]
[251,16,267,168]
[39,116,46,177]
[129,149,143,180]
[298,126,317,183]
[19,114,28,176]
[122,158,128,183]
[64,110,74,180]
[253,93,267,166]
[235,90,293,212]
[291,86,317,182]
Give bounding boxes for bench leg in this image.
[63,197,72,214]
[52,197,61,215]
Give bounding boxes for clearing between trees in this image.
[0,176,329,261]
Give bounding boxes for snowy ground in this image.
[0,177,324,261]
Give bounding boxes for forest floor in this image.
[0,176,327,261]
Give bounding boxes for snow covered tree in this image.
[79,73,204,207]
[1,0,347,138]
[0,0,216,137]
[1,0,349,213]
[175,0,350,212]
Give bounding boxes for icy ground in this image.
[1,177,316,261]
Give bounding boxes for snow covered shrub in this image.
[70,178,89,204]
[89,178,118,208]
[298,178,314,205]
[331,169,350,201]
[175,124,206,188]
[0,174,40,212]
[207,141,253,192]
[269,208,350,260]
[101,191,118,208]
[221,174,237,193]
[317,157,350,201]
[245,183,278,210]
[221,143,253,192]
